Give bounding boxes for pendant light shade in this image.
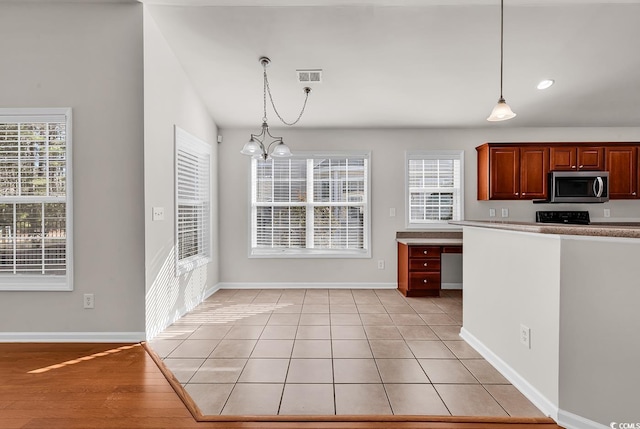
[487,97,517,122]
[240,138,262,157]
[487,0,516,122]
[270,142,292,158]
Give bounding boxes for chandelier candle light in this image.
[241,57,312,160]
[487,0,516,122]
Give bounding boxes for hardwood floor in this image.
[0,343,563,429]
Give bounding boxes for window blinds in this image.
[175,127,211,273]
[251,154,369,255]
[0,115,68,277]
[407,152,463,224]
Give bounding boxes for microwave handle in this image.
[594,176,604,197]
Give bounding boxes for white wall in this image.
[0,3,145,339]
[218,127,640,285]
[559,237,640,425]
[143,7,220,339]
[461,227,561,410]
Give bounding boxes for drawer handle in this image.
[423,250,428,254]
[423,263,428,267]
[423,279,428,283]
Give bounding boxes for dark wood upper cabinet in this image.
[550,146,604,171]
[477,144,548,200]
[605,146,638,199]
[477,142,639,201]
[489,146,520,200]
[578,147,606,170]
[520,146,550,199]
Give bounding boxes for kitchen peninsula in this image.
[451,221,640,429]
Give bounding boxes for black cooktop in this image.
[536,211,590,225]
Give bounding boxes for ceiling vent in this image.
[296,69,323,84]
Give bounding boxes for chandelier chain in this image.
[263,68,310,126]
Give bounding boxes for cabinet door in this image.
[577,147,605,170]
[606,146,638,199]
[489,147,520,199]
[550,147,577,171]
[520,146,550,199]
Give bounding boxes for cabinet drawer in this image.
[409,272,441,289]
[409,258,441,272]
[409,246,441,258]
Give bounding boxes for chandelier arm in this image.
[265,139,285,154]
[265,126,283,142]
[264,70,311,126]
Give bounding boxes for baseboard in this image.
[459,327,559,421]
[441,282,463,290]
[217,282,397,290]
[0,331,145,343]
[146,284,221,341]
[557,409,609,429]
[204,282,222,299]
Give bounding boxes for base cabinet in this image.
[397,243,461,297]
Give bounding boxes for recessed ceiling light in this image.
[537,79,555,90]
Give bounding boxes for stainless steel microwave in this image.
[547,171,609,203]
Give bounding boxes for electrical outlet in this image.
[377,260,385,270]
[501,208,509,218]
[489,208,496,217]
[604,208,611,218]
[389,208,396,217]
[520,324,531,349]
[84,294,95,309]
[152,207,165,221]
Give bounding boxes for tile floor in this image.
[149,288,545,417]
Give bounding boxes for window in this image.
[250,152,370,257]
[406,150,464,228]
[175,127,211,274]
[0,108,72,291]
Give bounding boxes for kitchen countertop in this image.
[450,220,640,239]
[395,230,463,245]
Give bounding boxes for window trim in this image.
[0,107,73,291]
[248,150,371,259]
[174,126,212,276]
[405,150,464,230]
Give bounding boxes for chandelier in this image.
[241,57,312,160]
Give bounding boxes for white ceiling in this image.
[144,0,640,129]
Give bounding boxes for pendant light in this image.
[487,0,516,122]
[241,57,312,160]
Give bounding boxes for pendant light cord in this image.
[499,0,504,99]
[263,66,311,126]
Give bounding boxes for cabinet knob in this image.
[633,192,637,196]
[579,165,584,169]
[423,263,428,267]
[522,192,526,196]
[515,192,519,196]
[423,251,428,254]
[423,279,428,283]
[572,165,576,169]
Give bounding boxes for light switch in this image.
[152,207,165,221]
[389,208,396,217]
